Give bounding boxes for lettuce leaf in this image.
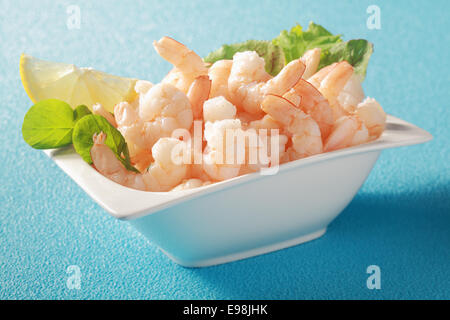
[319,39,373,78]
[273,22,373,79]
[272,22,343,63]
[204,22,374,79]
[204,40,285,76]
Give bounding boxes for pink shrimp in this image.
[261,95,323,160]
[307,61,354,121]
[91,133,189,191]
[324,115,366,152]
[187,75,211,120]
[283,78,334,139]
[153,37,208,93]
[300,48,321,79]
[228,51,305,115]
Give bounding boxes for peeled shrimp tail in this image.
[288,79,334,139]
[208,59,233,100]
[93,103,117,127]
[153,37,207,93]
[310,61,354,120]
[300,48,321,79]
[187,75,211,120]
[153,37,207,75]
[91,132,150,191]
[307,63,337,88]
[319,61,354,103]
[265,59,306,96]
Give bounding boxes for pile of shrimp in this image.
[90,37,386,192]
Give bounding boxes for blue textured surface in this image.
[1,0,449,299]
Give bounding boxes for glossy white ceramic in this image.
[45,115,432,267]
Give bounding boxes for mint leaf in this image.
[73,105,91,122]
[319,39,373,79]
[72,114,138,172]
[272,22,343,63]
[22,99,75,149]
[204,40,285,76]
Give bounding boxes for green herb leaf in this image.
[72,114,138,172]
[272,22,373,78]
[319,39,374,79]
[204,40,285,76]
[272,22,343,64]
[73,105,91,122]
[205,22,373,78]
[22,99,75,149]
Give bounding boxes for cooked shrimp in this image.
[92,103,117,127]
[139,82,193,146]
[202,119,242,181]
[113,83,194,170]
[208,59,233,100]
[190,163,212,181]
[127,147,153,173]
[283,78,334,139]
[337,74,365,112]
[91,133,189,191]
[135,80,153,96]
[147,137,191,191]
[114,101,140,141]
[113,102,152,170]
[318,61,354,109]
[307,63,337,88]
[243,129,288,173]
[228,51,305,114]
[203,96,237,122]
[351,121,369,146]
[324,115,364,151]
[91,132,148,190]
[236,111,262,128]
[153,37,208,93]
[86,34,387,191]
[187,75,211,120]
[171,178,211,191]
[301,48,321,79]
[261,95,323,160]
[228,51,271,91]
[308,61,354,120]
[238,114,288,172]
[139,83,193,128]
[282,89,301,107]
[355,97,386,139]
[248,114,282,131]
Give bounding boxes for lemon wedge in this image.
[20,53,138,112]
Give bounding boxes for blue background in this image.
[1,0,449,299]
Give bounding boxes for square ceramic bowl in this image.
[45,115,432,267]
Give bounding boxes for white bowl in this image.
[44,115,432,267]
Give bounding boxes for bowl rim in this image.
[44,114,432,220]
